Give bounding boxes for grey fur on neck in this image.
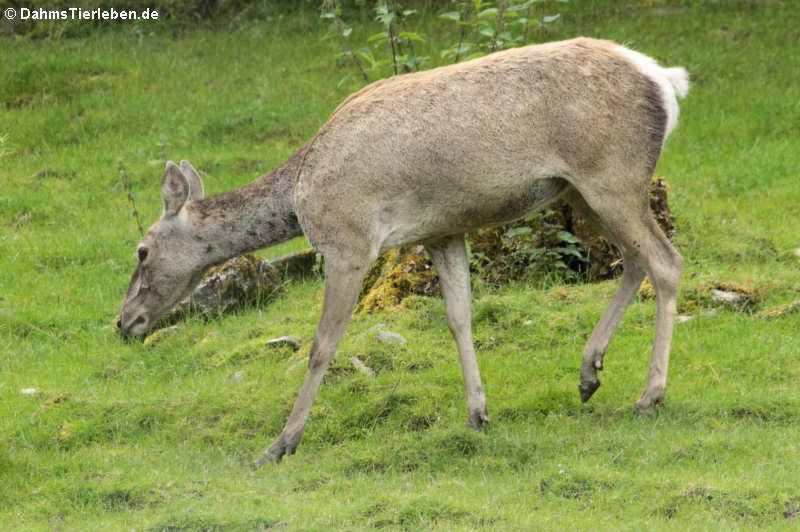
[186,148,304,265]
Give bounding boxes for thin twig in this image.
[522,2,532,43]
[118,159,144,237]
[454,3,470,63]
[398,6,419,71]
[333,15,370,84]
[386,0,399,76]
[491,0,507,52]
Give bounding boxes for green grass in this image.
[2,1,800,529]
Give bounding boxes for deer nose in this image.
[117,315,148,336]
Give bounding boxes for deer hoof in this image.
[252,448,283,468]
[467,408,489,431]
[634,392,664,417]
[578,378,601,403]
[252,436,298,468]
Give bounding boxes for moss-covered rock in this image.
[679,280,762,314]
[756,300,800,320]
[356,246,439,313]
[157,249,316,327]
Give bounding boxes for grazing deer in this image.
[118,38,689,466]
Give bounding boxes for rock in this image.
[708,282,759,312]
[178,255,278,315]
[265,335,302,350]
[35,392,70,415]
[757,300,800,320]
[213,335,301,367]
[375,330,407,345]
[268,249,318,277]
[164,249,317,321]
[350,357,375,377]
[710,288,747,305]
[143,325,182,347]
[356,246,438,313]
[196,331,219,346]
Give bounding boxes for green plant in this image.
[468,210,588,286]
[322,0,564,85]
[370,2,427,75]
[321,8,372,84]
[440,0,564,62]
[322,1,427,85]
[504,219,586,276]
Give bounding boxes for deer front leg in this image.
[253,255,369,467]
[579,258,645,402]
[426,236,489,430]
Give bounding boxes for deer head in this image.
[117,160,207,337]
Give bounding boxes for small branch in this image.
[454,4,470,63]
[491,0,507,53]
[333,15,370,84]
[386,1,399,76]
[118,159,144,237]
[522,2,532,43]
[398,8,419,71]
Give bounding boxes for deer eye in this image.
[137,247,149,263]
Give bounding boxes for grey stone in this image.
[173,249,317,317]
[265,335,302,350]
[375,330,407,345]
[350,357,376,377]
[710,288,747,305]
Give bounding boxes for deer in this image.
[118,37,689,467]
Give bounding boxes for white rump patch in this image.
[614,45,690,138]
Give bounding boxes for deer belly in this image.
[378,176,569,250]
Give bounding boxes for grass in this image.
[2,1,800,529]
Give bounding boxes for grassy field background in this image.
[2,1,800,529]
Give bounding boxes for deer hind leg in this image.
[565,191,647,402]
[253,250,374,467]
[567,184,682,414]
[633,216,682,415]
[426,236,489,429]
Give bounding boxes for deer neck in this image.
[185,150,304,266]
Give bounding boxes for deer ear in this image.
[161,161,190,216]
[179,160,205,201]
